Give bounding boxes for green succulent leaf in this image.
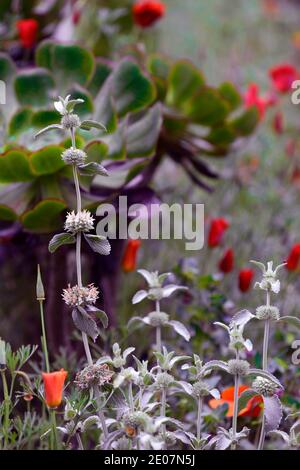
[218,82,242,111]
[30,145,66,175]
[35,40,55,70]
[31,110,60,128]
[126,103,162,158]
[230,106,259,136]
[67,86,93,117]
[51,44,95,87]
[84,141,108,163]
[0,150,34,182]
[48,232,76,253]
[14,69,55,107]
[88,60,112,96]
[0,53,16,82]
[9,108,34,137]
[21,199,66,233]
[166,60,205,109]
[184,87,230,126]
[112,59,156,116]
[0,204,18,221]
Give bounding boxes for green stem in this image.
[257,289,271,450]
[128,381,134,412]
[196,397,203,441]
[231,350,239,450]
[1,370,10,449]
[39,300,50,372]
[50,409,59,450]
[161,387,167,435]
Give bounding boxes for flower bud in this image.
[228,359,250,376]
[61,113,81,130]
[256,305,280,321]
[252,377,279,397]
[148,311,169,327]
[64,210,94,233]
[61,148,87,166]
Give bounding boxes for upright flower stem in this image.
[231,350,239,450]
[1,370,10,449]
[155,300,162,354]
[50,409,59,450]
[161,387,167,435]
[39,300,50,373]
[128,381,134,412]
[196,397,203,441]
[70,131,93,366]
[258,288,271,450]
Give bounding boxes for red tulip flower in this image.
[244,83,271,120]
[16,18,38,49]
[42,369,67,408]
[219,248,234,273]
[209,385,262,418]
[269,64,299,93]
[122,239,141,272]
[272,111,284,134]
[208,218,229,248]
[286,244,300,271]
[238,268,254,292]
[132,1,166,28]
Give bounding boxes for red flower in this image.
[209,385,262,418]
[208,218,229,248]
[269,64,299,93]
[286,244,300,271]
[272,111,284,134]
[244,83,271,120]
[16,18,38,49]
[219,248,234,273]
[122,239,141,272]
[132,1,166,28]
[238,268,254,292]
[42,369,67,408]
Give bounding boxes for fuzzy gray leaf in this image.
[230,309,254,328]
[168,320,190,341]
[278,316,300,329]
[264,395,283,433]
[48,232,75,253]
[34,124,63,139]
[86,305,108,329]
[248,368,283,389]
[84,234,111,255]
[161,284,188,298]
[80,119,107,131]
[202,360,229,375]
[132,290,148,304]
[72,306,99,341]
[78,162,108,177]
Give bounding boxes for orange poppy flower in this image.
[42,369,67,408]
[121,239,141,272]
[209,385,262,418]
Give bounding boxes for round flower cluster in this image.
[61,148,87,166]
[148,311,169,327]
[154,372,173,390]
[163,432,177,447]
[192,380,211,398]
[74,363,113,390]
[228,359,250,377]
[252,377,279,397]
[123,412,145,437]
[62,284,99,307]
[256,305,280,321]
[61,113,81,130]
[64,210,94,233]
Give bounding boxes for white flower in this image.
[54,95,84,116]
[251,260,286,294]
[62,284,99,307]
[64,210,94,233]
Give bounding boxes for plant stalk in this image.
[231,350,240,450]
[39,300,50,373]
[1,370,10,449]
[196,396,203,441]
[50,409,59,450]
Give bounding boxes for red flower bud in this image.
[219,248,234,273]
[286,244,300,271]
[208,218,229,248]
[132,1,166,28]
[269,64,299,93]
[244,83,271,120]
[272,111,284,134]
[42,369,67,408]
[122,239,141,272]
[238,268,254,292]
[16,18,38,49]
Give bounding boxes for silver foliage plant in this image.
[34,100,300,450]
